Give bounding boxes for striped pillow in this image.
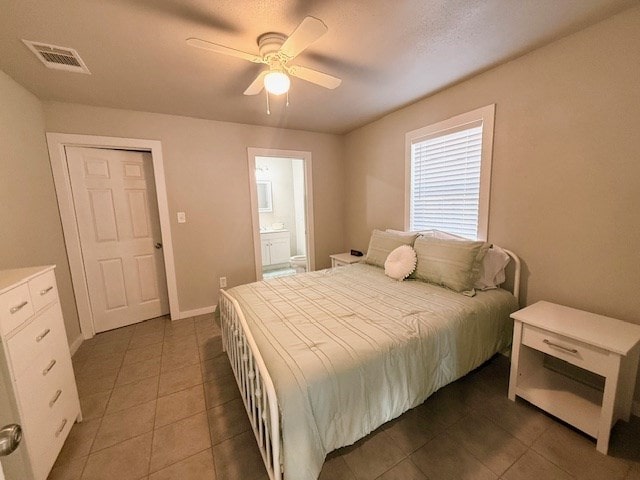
[365,230,418,268]
[413,236,489,292]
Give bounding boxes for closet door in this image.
[66,147,169,332]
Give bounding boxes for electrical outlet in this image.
[219,276,227,288]
[177,212,186,223]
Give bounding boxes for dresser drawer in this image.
[7,302,65,379]
[28,269,58,312]
[16,348,76,424]
[521,324,610,376]
[22,388,77,480]
[0,283,34,336]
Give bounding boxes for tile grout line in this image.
[194,315,228,478]
[73,318,164,477]
[144,316,217,476]
[455,407,532,478]
[145,318,166,478]
[66,316,232,479]
[149,446,213,478]
[76,329,132,479]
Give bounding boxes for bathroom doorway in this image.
[247,148,315,280]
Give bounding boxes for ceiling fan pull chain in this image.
[266,90,271,115]
[286,90,290,107]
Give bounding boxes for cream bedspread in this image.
[226,263,518,480]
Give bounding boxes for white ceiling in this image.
[0,0,634,134]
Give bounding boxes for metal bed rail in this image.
[219,290,282,480]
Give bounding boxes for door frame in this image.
[247,147,315,280]
[46,133,179,338]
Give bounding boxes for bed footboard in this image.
[219,290,282,480]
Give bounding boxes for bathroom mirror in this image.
[257,181,273,213]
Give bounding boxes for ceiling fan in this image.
[187,16,342,101]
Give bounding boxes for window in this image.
[405,105,495,240]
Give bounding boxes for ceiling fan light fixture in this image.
[264,70,290,95]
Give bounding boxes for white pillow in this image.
[474,245,511,290]
[384,245,417,281]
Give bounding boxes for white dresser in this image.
[0,266,81,480]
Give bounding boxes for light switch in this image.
[177,212,186,223]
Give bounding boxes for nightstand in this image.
[330,253,363,268]
[508,301,640,454]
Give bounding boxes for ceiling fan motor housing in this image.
[258,33,287,59]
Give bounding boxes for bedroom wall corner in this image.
[42,103,346,312]
[0,69,81,344]
[343,7,640,403]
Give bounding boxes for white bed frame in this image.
[219,249,521,480]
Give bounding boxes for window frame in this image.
[404,104,496,241]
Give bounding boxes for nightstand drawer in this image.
[522,324,610,376]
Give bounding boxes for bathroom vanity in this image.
[260,230,291,266]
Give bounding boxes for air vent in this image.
[22,40,91,74]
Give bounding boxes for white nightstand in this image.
[508,301,640,454]
[330,253,363,268]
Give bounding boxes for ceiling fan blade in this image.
[280,16,328,60]
[244,71,268,95]
[288,65,342,89]
[186,38,263,63]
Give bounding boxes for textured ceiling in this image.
[0,0,634,133]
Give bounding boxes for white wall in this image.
[0,70,81,343]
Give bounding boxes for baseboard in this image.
[69,334,84,355]
[178,305,216,320]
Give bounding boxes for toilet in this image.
[290,255,307,273]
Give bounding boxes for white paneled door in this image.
[66,147,169,333]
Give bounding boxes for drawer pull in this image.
[49,389,63,407]
[543,339,578,354]
[40,286,54,295]
[36,328,51,342]
[55,419,68,438]
[9,301,28,314]
[42,359,57,376]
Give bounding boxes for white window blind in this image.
[410,123,484,239]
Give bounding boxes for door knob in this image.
[154,243,163,249]
[0,424,22,457]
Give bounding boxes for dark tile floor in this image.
[49,314,640,480]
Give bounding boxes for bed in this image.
[219,236,520,480]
